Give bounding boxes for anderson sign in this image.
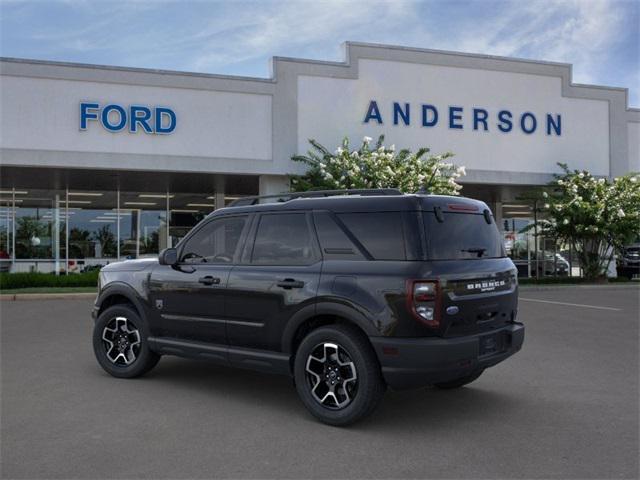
[363,100,562,136]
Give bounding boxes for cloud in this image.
[186,0,417,72]
[1,0,635,103]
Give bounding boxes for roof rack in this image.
[227,188,403,207]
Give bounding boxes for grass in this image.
[0,286,97,295]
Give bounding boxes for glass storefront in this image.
[502,202,577,278]
[0,187,247,273]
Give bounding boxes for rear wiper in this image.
[461,247,486,258]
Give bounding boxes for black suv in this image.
[92,189,524,425]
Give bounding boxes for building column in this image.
[259,175,289,196]
[494,201,503,231]
[214,176,225,210]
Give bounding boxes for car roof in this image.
[211,194,490,216]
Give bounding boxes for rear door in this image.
[225,211,321,351]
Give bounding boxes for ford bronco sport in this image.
[92,189,524,425]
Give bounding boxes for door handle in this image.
[276,278,305,289]
[198,276,221,286]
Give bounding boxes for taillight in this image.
[407,280,440,328]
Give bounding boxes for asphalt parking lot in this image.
[1,285,638,479]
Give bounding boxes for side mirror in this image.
[158,248,178,266]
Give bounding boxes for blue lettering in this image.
[155,107,176,134]
[449,106,463,129]
[363,100,383,124]
[497,110,513,132]
[101,104,127,132]
[80,102,99,130]
[130,105,153,133]
[421,104,438,127]
[546,114,561,136]
[473,108,489,131]
[393,102,410,126]
[520,112,537,134]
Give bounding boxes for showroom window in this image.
[0,188,249,273]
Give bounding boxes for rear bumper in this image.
[370,323,524,390]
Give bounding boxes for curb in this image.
[0,292,96,301]
[519,283,639,291]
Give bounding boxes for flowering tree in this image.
[290,135,465,195]
[537,163,640,280]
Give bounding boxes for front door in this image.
[148,214,250,344]
[226,212,321,351]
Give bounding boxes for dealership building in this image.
[0,42,638,274]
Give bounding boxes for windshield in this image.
[424,212,506,260]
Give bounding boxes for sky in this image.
[1,0,638,106]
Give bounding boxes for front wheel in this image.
[294,325,385,426]
[93,304,160,378]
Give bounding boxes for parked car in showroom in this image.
[91,189,524,426]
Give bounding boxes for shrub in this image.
[0,271,99,290]
[290,135,465,195]
[533,164,640,280]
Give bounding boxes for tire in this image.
[294,324,385,426]
[93,304,160,378]
[434,369,484,389]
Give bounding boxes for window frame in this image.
[243,211,321,267]
[176,213,251,265]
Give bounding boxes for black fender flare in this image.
[281,300,378,354]
[95,282,149,321]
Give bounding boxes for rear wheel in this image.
[294,325,385,426]
[93,304,160,378]
[434,369,484,389]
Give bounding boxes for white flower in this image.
[542,191,549,198]
[363,136,372,144]
[335,147,343,155]
[389,144,395,151]
[544,203,550,209]
[557,179,564,185]
[578,172,584,178]
[563,219,569,225]
[631,176,638,183]
[619,209,626,217]
[457,166,466,176]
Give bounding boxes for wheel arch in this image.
[96,282,148,320]
[282,301,379,356]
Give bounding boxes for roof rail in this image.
[227,188,403,207]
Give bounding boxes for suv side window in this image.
[337,212,406,260]
[251,213,317,265]
[180,215,248,264]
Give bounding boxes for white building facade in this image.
[1,42,638,274]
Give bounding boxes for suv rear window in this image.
[424,212,505,260]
